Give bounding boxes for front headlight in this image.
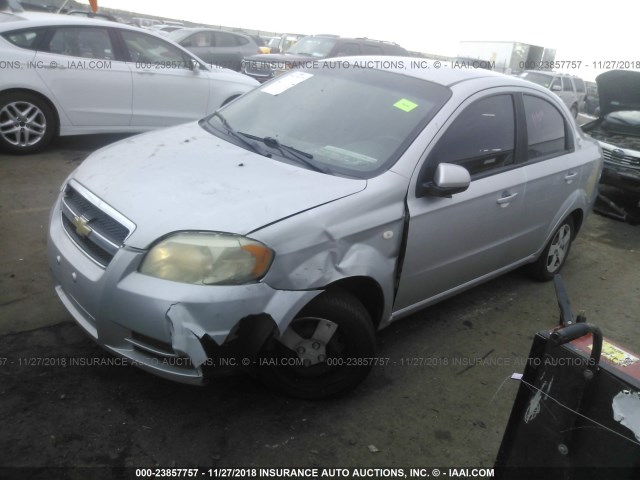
[139,232,274,285]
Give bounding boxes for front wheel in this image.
[259,291,376,399]
[0,92,57,154]
[530,216,575,281]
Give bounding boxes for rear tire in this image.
[0,92,56,154]
[259,291,376,399]
[530,216,575,281]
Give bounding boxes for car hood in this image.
[596,69,640,117]
[243,52,323,64]
[71,123,366,249]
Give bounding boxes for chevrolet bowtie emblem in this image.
[72,215,92,238]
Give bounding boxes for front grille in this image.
[60,183,132,267]
[243,60,273,77]
[602,148,640,169]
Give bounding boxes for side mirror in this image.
[191,59,200,73]
[417,163,471,198]
[551,84,562,92]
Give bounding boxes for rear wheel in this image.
[259,291,376,399]
[0,92,56,154]
[530,216,575,281]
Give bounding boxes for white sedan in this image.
[0,12,259,154]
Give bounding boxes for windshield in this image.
[287,37,337,57]
[204,66,451,178]
[520,72,554,88]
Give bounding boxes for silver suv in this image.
[48,61,602,398]
[520,70,587,117]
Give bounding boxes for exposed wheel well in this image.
[0,88,60,136]
[323,276,384,328]
[569,209,584,237]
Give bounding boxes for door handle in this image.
[564,171,578,183]
[496,192,518,205]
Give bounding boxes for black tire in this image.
[259,291,376,399]
[530,216,575,281]
[0,92,57,154]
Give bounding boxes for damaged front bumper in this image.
[48,201,321,385]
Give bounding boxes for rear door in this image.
[519,93,583,251]
[394,92,530,311]
[34,26,132,126]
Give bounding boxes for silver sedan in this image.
[47,58,603,398]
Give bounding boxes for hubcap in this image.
[278,317,338,366]
[0,101,47,147]
[546,224,571,273]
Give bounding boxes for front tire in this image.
[530,216,575,281]
[0,92,56,154]
[259,291,376,399]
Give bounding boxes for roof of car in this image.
[171,27,248,35]
[335,56,539,89]
[0,11,144,32]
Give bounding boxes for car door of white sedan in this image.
[120,30,211,127]
[394,93,531,312]
[34,26,132,127]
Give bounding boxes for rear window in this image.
[1,28,46,50]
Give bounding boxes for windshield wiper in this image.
[240,133,330,174]
[210,112,269,157]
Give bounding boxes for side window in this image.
[183,32,212,48]
[214,32,239,47]
[428,95,515,177]
[121,30,191,68]
[561,77,572,92]
[46,28,113,59]
[362,44,383,55]
[550,77,561,90]
[523,95,567,160]
[573,78,586,93]
[335,42,361,56]
[2,28,46,50]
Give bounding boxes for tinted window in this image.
[561,77,572,92]
[182,32,212,47]
[549,77,561,90]
[121,31,191,67]
[428,95,515,177]
[335,42,361,56]
[2,28,46,50]
[523,95,567,159]
[362,44,383,55]
[573,78,586,93]
[46,27,114,59]
[215,32,240,47]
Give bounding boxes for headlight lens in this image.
[139,232,274,285]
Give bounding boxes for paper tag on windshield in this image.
[261,71,313,95]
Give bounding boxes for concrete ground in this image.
[1,133,639,472]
